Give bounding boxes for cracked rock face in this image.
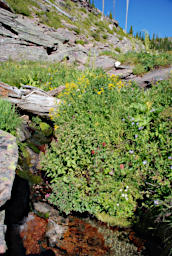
[0,129,18,253]
[0,8,75,62]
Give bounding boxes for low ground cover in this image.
[40,68,172,227]
[0,61,81,90]
[0,98,21,135]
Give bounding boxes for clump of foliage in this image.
[115,47,121,53]
[132,64,146,75]
[75,39,85,45]
[73,27,81,35]
[91,32,100,41]
[0,98,21,135]
[40,69,172,227]
[102,34,108,40]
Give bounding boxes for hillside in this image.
[0,0,144,66]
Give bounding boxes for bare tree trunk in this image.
[113,0,115,19]
[125,0,129,32]
[102,0,104,19]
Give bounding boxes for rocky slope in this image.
[0,0,144,64]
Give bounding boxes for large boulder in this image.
[0,130,18,253]
[94,56,116,70]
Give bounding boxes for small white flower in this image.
[116,203,119,206]
[119,189,122,192]
[115,61,121,67]
[122,193,125,197]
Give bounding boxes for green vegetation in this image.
[0,98,21,135]
[91,32,100,41]
[75,39,86,45]
[109,11,113,20]
[99,50,117,59]
[115,47,121,53]
[36,11,62,29]
[40,68,172,227]
[6,0,39,16]
[129,25,133,35]
[102,34,108,40]
[135,31,172,51]
[0,61,81,90]
[132,64,146,75]
[116,51,172,73]
[100,50,172,73]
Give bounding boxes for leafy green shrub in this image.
[118,36,123,41]
[75,40,85,45]
[102,34,108,40]
[41,71,172,227]
[115,47,121,53]
[0,99,21,135]
[73,27,80,35]
[80,7,87,13]
[133,64,146,75]
[91,32,100,41]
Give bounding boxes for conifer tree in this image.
[109,11,113,19]
[129,25,133,35]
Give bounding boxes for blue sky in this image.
[93,0,172,38]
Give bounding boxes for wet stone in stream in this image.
[19,214,109,256]
[20,214,47,255]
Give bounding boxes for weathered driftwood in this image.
[47,85,66,96]
[0,82,61,116]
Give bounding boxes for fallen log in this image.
[0,82,61,116]
[47,85,66,97]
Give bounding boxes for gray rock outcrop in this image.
[0,130,18,253]
[0,2,144,65]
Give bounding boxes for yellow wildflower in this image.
[54,125,59,130]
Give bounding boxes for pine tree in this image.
[109,11,113,19]
[129,25,133,35]
[92,0,95,8]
